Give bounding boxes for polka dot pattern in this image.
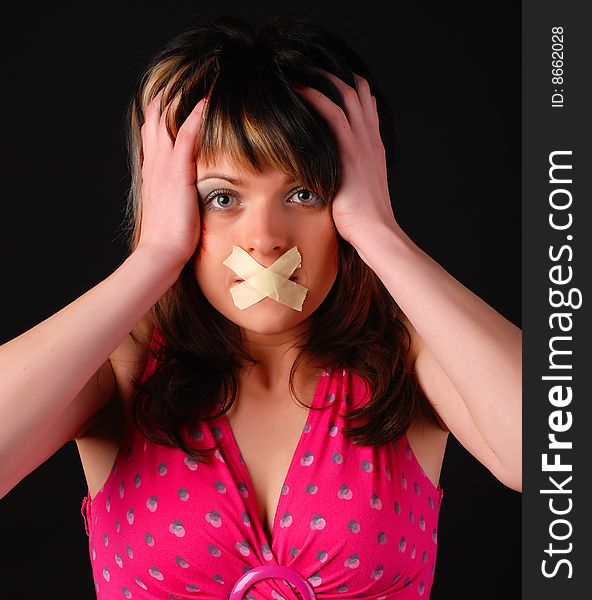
[81,328,444,598]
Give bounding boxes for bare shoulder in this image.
[399,311,449,488]
[75,314,155,499]
[78,313,154,439]
[398,311,423,371]
[406,411,449,489]
[109,313,155,415]
[399,311,448,431]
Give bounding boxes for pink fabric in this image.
[81,328,444,599]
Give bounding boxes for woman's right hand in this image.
[136,90,207,269]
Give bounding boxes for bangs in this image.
[194,58,339,203]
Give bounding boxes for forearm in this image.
[0,246,183,455]
[351,223,522,466]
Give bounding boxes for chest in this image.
[224,399,311,542]
[85,374,444,600]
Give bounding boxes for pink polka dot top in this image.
[81,327,444,599]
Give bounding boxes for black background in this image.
[0,2,521,598]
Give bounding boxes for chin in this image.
[227,299,314,335]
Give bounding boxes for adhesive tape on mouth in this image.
[222,246,309,311]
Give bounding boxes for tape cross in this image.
[223,246,309,311]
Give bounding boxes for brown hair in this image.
[124,15,429,463]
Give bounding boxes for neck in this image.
[239,320,319,396]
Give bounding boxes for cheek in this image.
[307,230,339,295]
[195,221,227,263]
[318,224,339,272]
[193,233,225,292]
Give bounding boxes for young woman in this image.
[0,15,521,600]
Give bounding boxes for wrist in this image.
[128,245,188,284]
[348,221,415,262]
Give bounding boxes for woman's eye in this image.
[204,190,236,211]
[213,194,233,208]
[290,188,321,206]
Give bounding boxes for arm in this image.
[0,91,207,498]
[294,70,522,492]
[0,247,183,498]
[352,224,522,492]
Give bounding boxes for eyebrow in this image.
[197,172,296,185]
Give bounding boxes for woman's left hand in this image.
[293,71,402,245]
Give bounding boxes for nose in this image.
[239,200,292,262]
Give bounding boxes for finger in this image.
[295,86,354,152]
[311,69,368,138]
[141,90,164,168]
[370,94,387,161]
[157,98,175,152]
[353,74,379,131]
[140,90,162,152]
[172,98,208,183]
[351,74,388,191]
[346,73,384,156]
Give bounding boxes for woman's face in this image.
[193,154,339,337]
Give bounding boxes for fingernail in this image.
[292,82,306,90]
